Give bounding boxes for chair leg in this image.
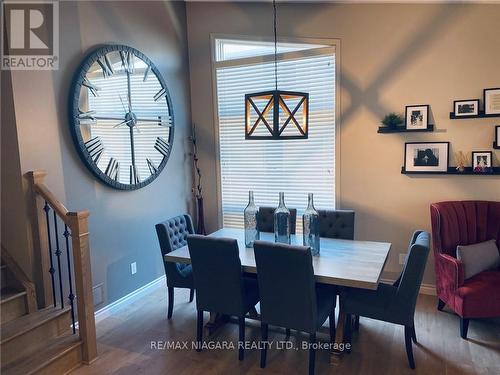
[308,333,316,375]
[239,316,245,361]
[404,326,415,369]
[460,318,469,339]
[196,310,203,352]
[167,287,174,319]
[329,310,336,343]
[345,314,352,352]
[411,326,417,344]
[260,323,268,368]
[437,298,445,311]
[189,288,195,302]
[354,315,360,331]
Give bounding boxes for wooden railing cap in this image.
[27,170,47,183]
[67,210,91,219]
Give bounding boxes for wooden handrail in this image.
[26,170,97,364]
[1,245,37,313]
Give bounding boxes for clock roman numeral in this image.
[153,87,167,102]
[146,158,158,175]
[155,137,170,157]
[143,65,151,82]
[120,51,134,74]
[85,137,104,164]
[157,115,172,127]
[105,158,119,181]
[130,165,140,184]
[77,109,96,125]
[96,55,114,78]
[82,77,100,97]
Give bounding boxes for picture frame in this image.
[453,99,479,117]
[405,105,429,130]
[404,142,449,173]
[471,151,493,173]
[484,88,500,115]
[494,125,500,149]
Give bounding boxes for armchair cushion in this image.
[457,239,500,279]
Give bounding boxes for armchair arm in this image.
[435,253,465,294]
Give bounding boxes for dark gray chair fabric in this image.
[155,214,195,319]
[257,206,297,235]
[318,209,355,240]
[253,241,336,375]
[342,231,430,369]
[187,234,260,361]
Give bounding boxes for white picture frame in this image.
[405,105,429,130]
[484,88,500,115]
[404,142,449,173]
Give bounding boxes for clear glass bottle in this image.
[303,193,320,255]
[244,191,260,247]
[274,192,291,244]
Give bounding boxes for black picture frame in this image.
[405,105,429,130]
[68,44,175,190]
[494,125,500,149]
[484,88,500,115]
[403,141,449,173]
[453,99,480,117]
[471,151,493,173]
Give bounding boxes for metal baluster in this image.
[63,224,76,334]
[43,201,57,307]
[53,211,64,308]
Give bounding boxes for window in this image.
[213,38,337,229]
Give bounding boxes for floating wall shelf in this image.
[449,112,500,119]
[401,167,500,175]
[378,125,434,133]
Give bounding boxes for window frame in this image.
[210,34,341,228]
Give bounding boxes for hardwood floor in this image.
[72,281,500,375]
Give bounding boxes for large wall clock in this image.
[69,45,174,190]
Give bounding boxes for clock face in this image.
[69,45,174,190]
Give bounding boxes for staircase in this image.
[0,171,97,373]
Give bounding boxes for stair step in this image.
[1,306,72,366]
[1,333,83,375]
[1,289,27,324]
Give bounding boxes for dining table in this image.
[164,227,392,365]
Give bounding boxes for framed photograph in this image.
[484,88,500,115]
[453,99,479,117]
[404,142,449,172]
[405,105,429,130]
[472,151,493,173]
[495,125,500,149]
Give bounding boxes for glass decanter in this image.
[274,192,291,244]
[303,193,320,256]
[244,191,260,247]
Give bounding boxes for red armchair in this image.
[430,201,500,339]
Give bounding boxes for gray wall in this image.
[4,1,193,307]
[186,2,500,285]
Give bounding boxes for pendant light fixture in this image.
[244,0,309,140]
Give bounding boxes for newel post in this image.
[66,210,97,364]
[27,170,53,308]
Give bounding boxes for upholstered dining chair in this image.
[187,235,260,361]
[257,206,297,234]
[341,231,430,369]
[318,209,355,240]
[155,214,195,319]
[253,241,336,375]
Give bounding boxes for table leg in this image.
[204,312,229,336]
[330,309,346,365]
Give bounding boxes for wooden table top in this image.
[164,228,391,290]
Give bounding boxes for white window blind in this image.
[214,40,336,230]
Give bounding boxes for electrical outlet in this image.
[399,254,406,265]
[131,262,137,275]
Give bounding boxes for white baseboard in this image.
[380,278,436,296]
[94,275,166,324]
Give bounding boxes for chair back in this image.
[155,214,194,280]
[430,201,500,257]
[253,241,317,333]
[258,206,297,234]
[395,231,430,317]
[317,209,355,239]
[187,235,245,316]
